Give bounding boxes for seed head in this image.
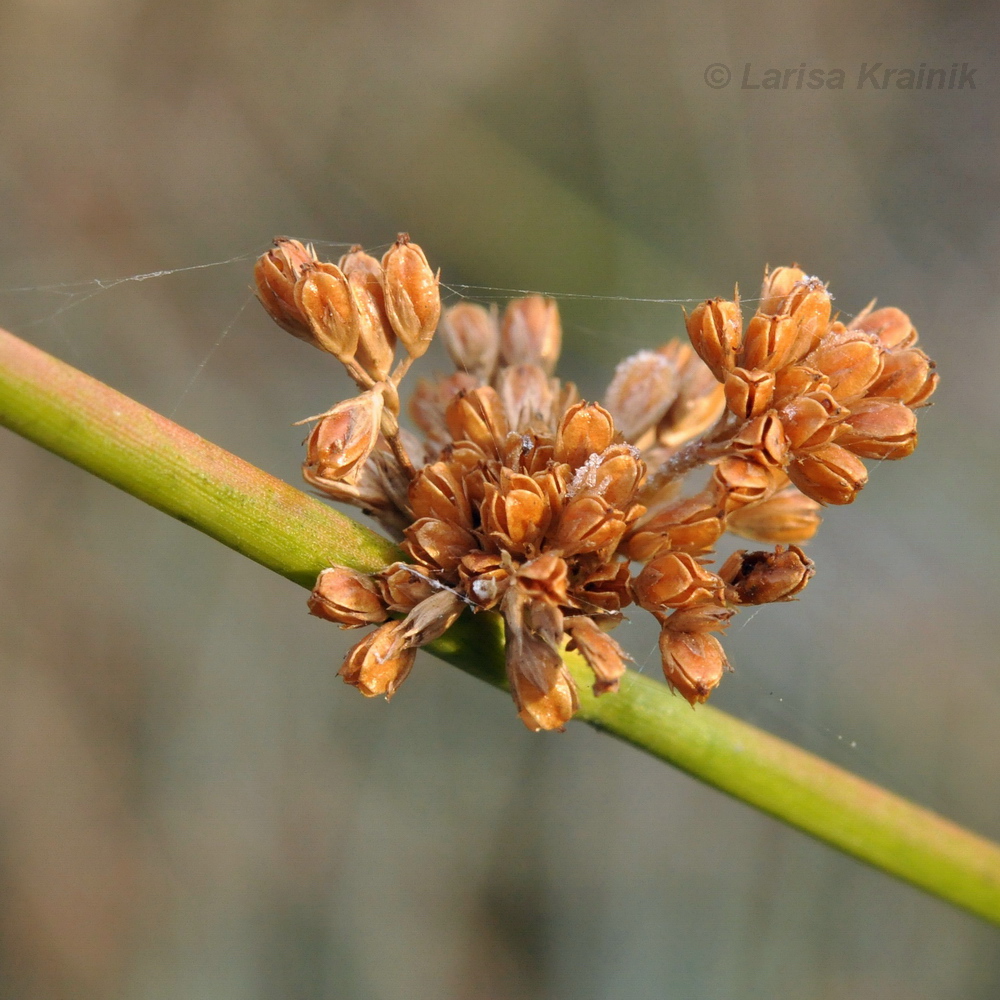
[257,236,938,728]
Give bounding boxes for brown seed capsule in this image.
[573,559,633,614]
[658,628,728,706]
[739,313,800,372]
[409,460,473,529]
[550,495,630,560]
[440,301,500,381]
[496,363,556,432]
[778,392,844,451]
[731,413,789,468]
[719,545,814,604]
[340,622,416,699]
[302,390,384,487]
[482,476,552,555]
[293,265,361,361]
[772,365,826,406]
[726,487,822,543]
[348,270,396,382]
[377,562,437,613]
[661,602,733,634]
[564,616,629,695]
[785,281,833,361]
[758,265,808,315]
[444,386,510,459]
[685,298,742,379]
[848,306,917,350]
[724,367,775,420]
[554,402,616,468]
[633,552,722,611]
[458,553,510,609]
[712,456,781,512]
[381,234,441,360]
[787,443,868,505]
[308,566,389,627]
[627,491,725,561]
[403,517,478,574]
[396,590,465,649]
[564,443,644,510]
[500,296,562,373]
[408,372,480,444]
[805,332,884,402]
[837,398,918,460]
[254,238,318,338]
[868,348,938,407]
[603,349,678,442]
[501,588,578,731]
[517,553,571,610]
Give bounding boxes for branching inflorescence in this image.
[255,235,938,731]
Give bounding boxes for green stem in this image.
[2,325,999,925]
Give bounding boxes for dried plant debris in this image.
[256,238,938,731]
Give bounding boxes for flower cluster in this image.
[255,237,937,730]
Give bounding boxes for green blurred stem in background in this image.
[2,324,999,927]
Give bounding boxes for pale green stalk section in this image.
[2,325,999,926]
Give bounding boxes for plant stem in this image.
[2,325,999,926]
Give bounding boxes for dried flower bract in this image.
[257,241,937,729]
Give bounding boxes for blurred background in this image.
[0,0,997,997]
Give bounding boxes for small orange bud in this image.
[340,622,416,699]
[444,386,510,458]
[302,390,384,487]
[348,270,395,382]
[500,296,562,373]
[554,402,616,468]
[457,553,510,609]
[381,234,441,360]
[627,491,724,560]
[685,298,742,379]
[848,306,917,350]
[724,367,775,420]
[787,443,868,505]
[658,629,728,705]
[719,545,814,604]
[292,265,361,360]
[308,566,389,626]
[482,476,551,555]
[731,413,789,468]
[440,302,500,380]
[726,487,822,543]
[408,372,480,444]
[549,495,630,560]
[712,456,781,511]
[377,562,437,613]
[739,313,800,372]
[869,348,938,407]
[403,517,478,574]
[779,393,843,451]
[633,551,722,611]
[409,460,473,528]
[758,266,808,315]
[837,398,918,460]
[254,238,317,338]
[805,332,884,402]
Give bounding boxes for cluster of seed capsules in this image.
[255,236,937,730]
